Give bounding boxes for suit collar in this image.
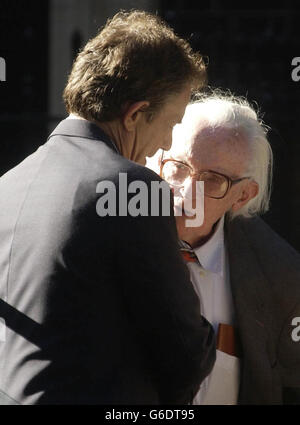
[225,215,268,322]
[47,118,120,154]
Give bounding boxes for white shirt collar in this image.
[67,113,85,120]
[67,114,120,153]
[193,215,225,276]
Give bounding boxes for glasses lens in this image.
[201,172,228,198]
[162,161,190,187]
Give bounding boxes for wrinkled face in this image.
[134,85,192,165]
[163,118,257,246]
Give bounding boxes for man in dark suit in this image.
[0,11,215,404]
[148,91,300,404]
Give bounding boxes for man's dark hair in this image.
[63,10,206,123]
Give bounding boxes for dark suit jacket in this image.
[225,215,300,404]
[0,119,215,405]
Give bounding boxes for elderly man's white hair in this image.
[186,91,273,219]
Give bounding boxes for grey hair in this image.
[188,89,273,219]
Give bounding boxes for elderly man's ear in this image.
[231,181,259,212]
[122,101,150,132]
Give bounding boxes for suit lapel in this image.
[225,216,278,403]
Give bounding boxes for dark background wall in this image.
[1,0,300,251]
[0,0,49,174]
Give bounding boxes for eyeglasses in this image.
[160,158,250,199]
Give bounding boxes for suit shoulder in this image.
[116,159,163,183]
[226,215,300,288]
[100,158,165,190]
[226,215,300,324]
[239,216,300,261]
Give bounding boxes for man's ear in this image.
[122,101,150,132]
[231,180,259,212]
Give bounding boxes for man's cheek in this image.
[175,215,187,237]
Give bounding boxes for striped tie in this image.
[180,248,199,263]
[179,240,200,264]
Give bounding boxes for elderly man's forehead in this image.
[170,122,250,178]
[194,125,248,150]
[170,121,201,155]
[172,122,248,155]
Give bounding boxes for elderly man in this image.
[0,11,215,404]
[148,92,300,404]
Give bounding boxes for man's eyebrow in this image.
[166,156,241,179]
[202,168,241,179]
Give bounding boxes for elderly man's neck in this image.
[182,220,220,249]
